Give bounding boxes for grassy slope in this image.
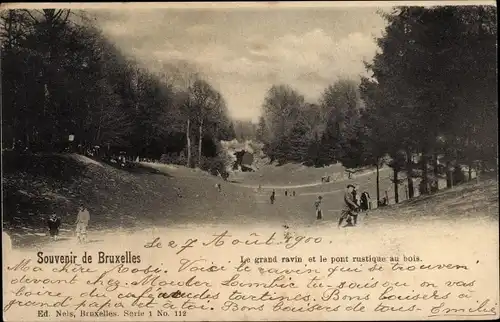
[2,153,260,246]
[3,152,497,248]
[365,177,499,224]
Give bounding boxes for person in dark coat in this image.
[360,191,370,211]
[315,196,323,220]
[270,190,276,204]
[47,213,61,241]
[339,184,359,227]
[352,187,359,207]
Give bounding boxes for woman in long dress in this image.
[75,204,91,243]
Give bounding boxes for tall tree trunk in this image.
[420,153,429,195]
[446,161,453,188]
[186,119,191,167]
[376,161,380,205]
[465,134,472,181]
[198,118,203,168]
[476,161,481,184]
[407,176,414,199]
[405,150,414,199]
[432,153,439,193]
[393,168,399,204]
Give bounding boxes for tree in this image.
[260,84,306,164]
[361,5,497,203]
[1,9,189,162]
[256,116,271,144]
[182,78,229,168]
[285,119,310,163]
[233,120,258,141]
[358,77,389,203]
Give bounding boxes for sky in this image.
[90,5,388,122]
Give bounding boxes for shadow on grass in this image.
[3,151,88,183]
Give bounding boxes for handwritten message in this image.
[3,228,499,321]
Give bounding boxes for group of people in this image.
[339,184,371,227]
[269,189,297,204]
[46,204,91,244]
[313,184,371,227]
[267,182,372,228]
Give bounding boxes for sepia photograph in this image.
[1,2,499,321]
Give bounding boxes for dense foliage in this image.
[1,9,235,173]
[258,6,497,202]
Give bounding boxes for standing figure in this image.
[339,184,359,227]
[292,191,296,197]
[351,186,360,225]
[270,190,276,204]
[360,191,370,212]
[47,214,61,241]
[285,190,288,197]
[315,196,323,220]
[75,204,91,244]
[352,187,359,207]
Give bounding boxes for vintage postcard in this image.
[1,1,499,321]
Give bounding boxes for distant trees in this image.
[1,9,235,174]
[259,84,327,165]
[180,78,233,167]
[233,120,258,142]
[259,84,304,163]
[258,78,369,167]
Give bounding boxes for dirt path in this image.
[232,168,390,190]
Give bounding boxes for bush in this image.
[199,142,232,178]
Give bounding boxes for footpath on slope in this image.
[232,167,392,189]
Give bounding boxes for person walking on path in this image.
[339,184,359,227]
[270,190,276,204]
[47,213,61,241]
[315,196,323,220]
[75,204,90,244]
[351,186,360,225]
[352,186,359,207]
